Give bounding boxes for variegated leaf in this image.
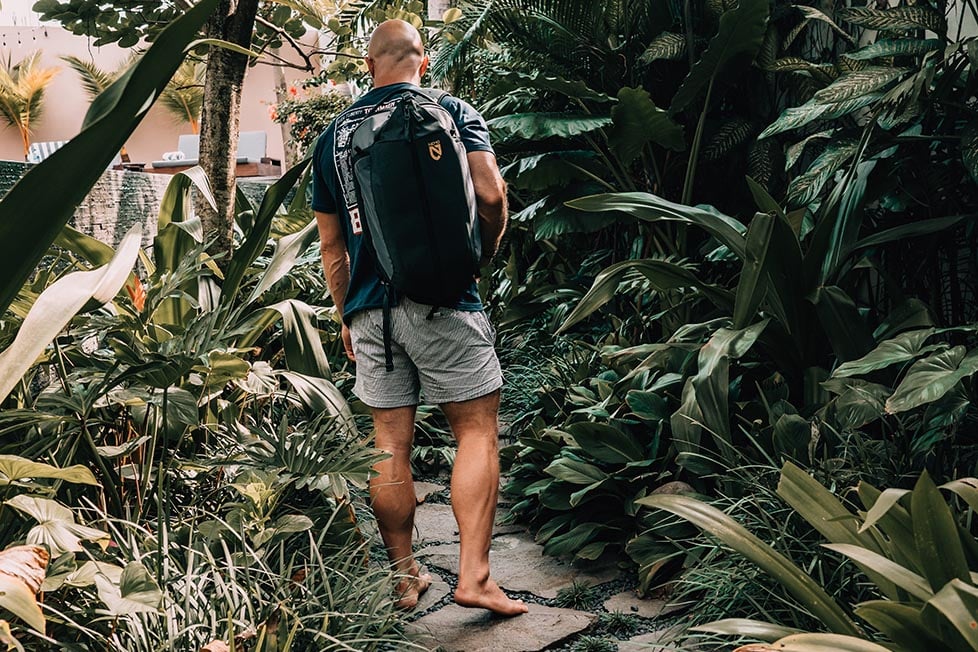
[748,138,776,187]
[845,38,943,61]
[639,32,687,64]
[785,129,834,170]
[758,26,778,68]
[962,122,978,185]
[787,139,858,208]
[764,56,836,83]
[795,5,856,43]
[704,118,754,161]
[821,92,885,120]
[781,18,810,51]
[840,6,946,34]
[813,67,908,104]
[759,100,829,138]
[837,56,870,73]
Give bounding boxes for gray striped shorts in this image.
[348,298,503,408]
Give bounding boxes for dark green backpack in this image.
[349,87,482,369]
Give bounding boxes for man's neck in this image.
[372,74,420,88]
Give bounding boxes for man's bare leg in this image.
[370,404,431,609]
[441,390,528,616]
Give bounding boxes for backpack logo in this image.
[428,139,442,161]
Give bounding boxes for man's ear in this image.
[366,56,376,77]
[418,55,429,78]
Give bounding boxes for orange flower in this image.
[288,85,299,97]
[125,277,146,312]
[287,113,298,124]
[268,104,279,121]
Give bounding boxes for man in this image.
[312,20,527,617]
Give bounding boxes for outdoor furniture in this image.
[27,140,124,168]
[148,131,281,177]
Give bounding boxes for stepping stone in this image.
[419,533,618,599]
[407,603,596,651]
[618,624,686,651]
[415,504,459,545]
[415,481,446,503]
[413,571,451,613]
[603,590,680,619]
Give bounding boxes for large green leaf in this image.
[963,122,978,184]
[608,87,685,163]
[692,618,803,641]
[833,329,937,378]
[5,496,108,556]
[544,458,607,485]
[839,6,946,33]
[565,422,645,464]
[752,633,893,651]
[811,286,875,362]
[559,258,733,332]
[669,0,770,115]
[923,580,978,648]
[639,32,686,64]
[0,456,98,487]
[640,493,860,636]
[0,0,220,316]
[95,561,162,616]
[886,347,978,414]
[672,323,768,462]
[0,225,141,403]
[567,193,747,258]
[849,215,972,255]
[277,371,355,436]
[733,212,775,329]
[912,471,970,593]
[223,158,310,308]
[813,67,909,104]
[501,151,598,191]
[787,140,859,209]
[239,300,330,380]
[493,70,612,103]
[487,113,612,139]
[823,544,932,601]
[855,601,943,649]
[246,218,320,305]
[845,38,943,61]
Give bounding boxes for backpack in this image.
[347,87,483,370]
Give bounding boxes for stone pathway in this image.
[403,481,690,651]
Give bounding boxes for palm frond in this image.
[159,60,206,132]
[60,55,116,99]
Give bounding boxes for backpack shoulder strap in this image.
[417,87,452,107]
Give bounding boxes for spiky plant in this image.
[0,51,59,157]
[61,54,137,160]
[159,59,206,133]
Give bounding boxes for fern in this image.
[839,6,946,34]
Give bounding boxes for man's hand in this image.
[342,323,355,362]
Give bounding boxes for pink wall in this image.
[0,25,311,164]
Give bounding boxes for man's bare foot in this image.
[454,577,528,616]
[394,564,432,610]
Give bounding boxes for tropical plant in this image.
[269,84,351,158]
[646,462,978,651]
[159,59,207,133]
[0,52,59,157]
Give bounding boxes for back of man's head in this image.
[367,19,426,84]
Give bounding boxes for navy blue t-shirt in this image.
[311,82,494,324]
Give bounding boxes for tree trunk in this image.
[198,0,260,264]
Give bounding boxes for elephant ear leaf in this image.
[608,87,685,163]
[669,0,770,115]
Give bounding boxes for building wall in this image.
[0,25,311,165]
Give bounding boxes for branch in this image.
[255,15,315,72]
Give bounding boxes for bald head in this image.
[366,19,428,87]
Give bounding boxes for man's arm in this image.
[467,151,507,267]
[315,210,354,361]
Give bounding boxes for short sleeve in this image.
[442,96,494,155]
[311,126,338,213]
